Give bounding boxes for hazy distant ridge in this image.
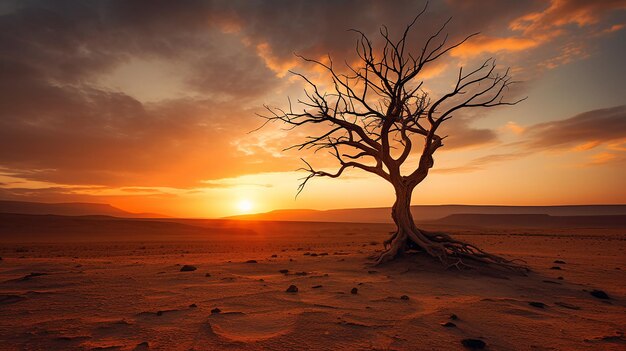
[0,200,162,218]
[227,205,626,223]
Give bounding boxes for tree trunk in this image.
[376,183,528,273]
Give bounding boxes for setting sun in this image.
[236,199,254,213]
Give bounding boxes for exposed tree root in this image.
[377,227,529,274]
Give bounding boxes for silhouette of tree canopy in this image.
[259,5,527,272]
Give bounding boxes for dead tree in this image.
[258,8,528,272]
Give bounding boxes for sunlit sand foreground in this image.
[0,221,624,350]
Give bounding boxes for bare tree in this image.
[258,7,527,272]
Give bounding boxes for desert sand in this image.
[0,220,624,350]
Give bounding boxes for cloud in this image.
[451,36,539,58]
[504,121,526,134]
[524,105,626,150]
[434,152,531,174]
[510,0,626,34]
[587,152,620,166]
[447,0,626,70]
[437,105,626,173]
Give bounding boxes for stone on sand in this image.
[590,290,610,299]
[528,301,547,308]
[180,265,197,272]
[286,285,298,293]
[211,308,221,314]
[351,287,358,294]
[400,295,410,300]
[461,338,486,349]
[134,341,149,350]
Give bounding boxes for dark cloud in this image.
[434,105,626,173]
[525,105,626,149]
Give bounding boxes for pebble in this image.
[179,265,196,272]
[351,287,358,294]
[590,290,610,299]
[286,285,298,293]
[461,339,486,349]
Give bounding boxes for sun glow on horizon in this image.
[236,199,254,213]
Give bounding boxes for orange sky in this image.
[0,0,624,217]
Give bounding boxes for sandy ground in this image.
[0,221,624,350]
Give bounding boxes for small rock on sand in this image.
[271,254,277,258]
[286,285,298,293]
[449,314,459,320]
[245,260,257,264]
[205,273,211,277]
[590,290,610,299]
[440,322,456,327]
[211,308,221,314]
[189,304,197,308]
[461,338,486,349]
[180,265,197,272]
[400,295,410,300]
[528,301,546,308]
[351,288,358,294]
[134,341,149,350]
[554,260,566,264]
[279,269,289,274]
[312,285,322,289]
[550,266,562,270]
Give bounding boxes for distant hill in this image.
[0,200,163,218]
[431,213,626,228]
[0,213,252,242]
[227,205,626,223]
